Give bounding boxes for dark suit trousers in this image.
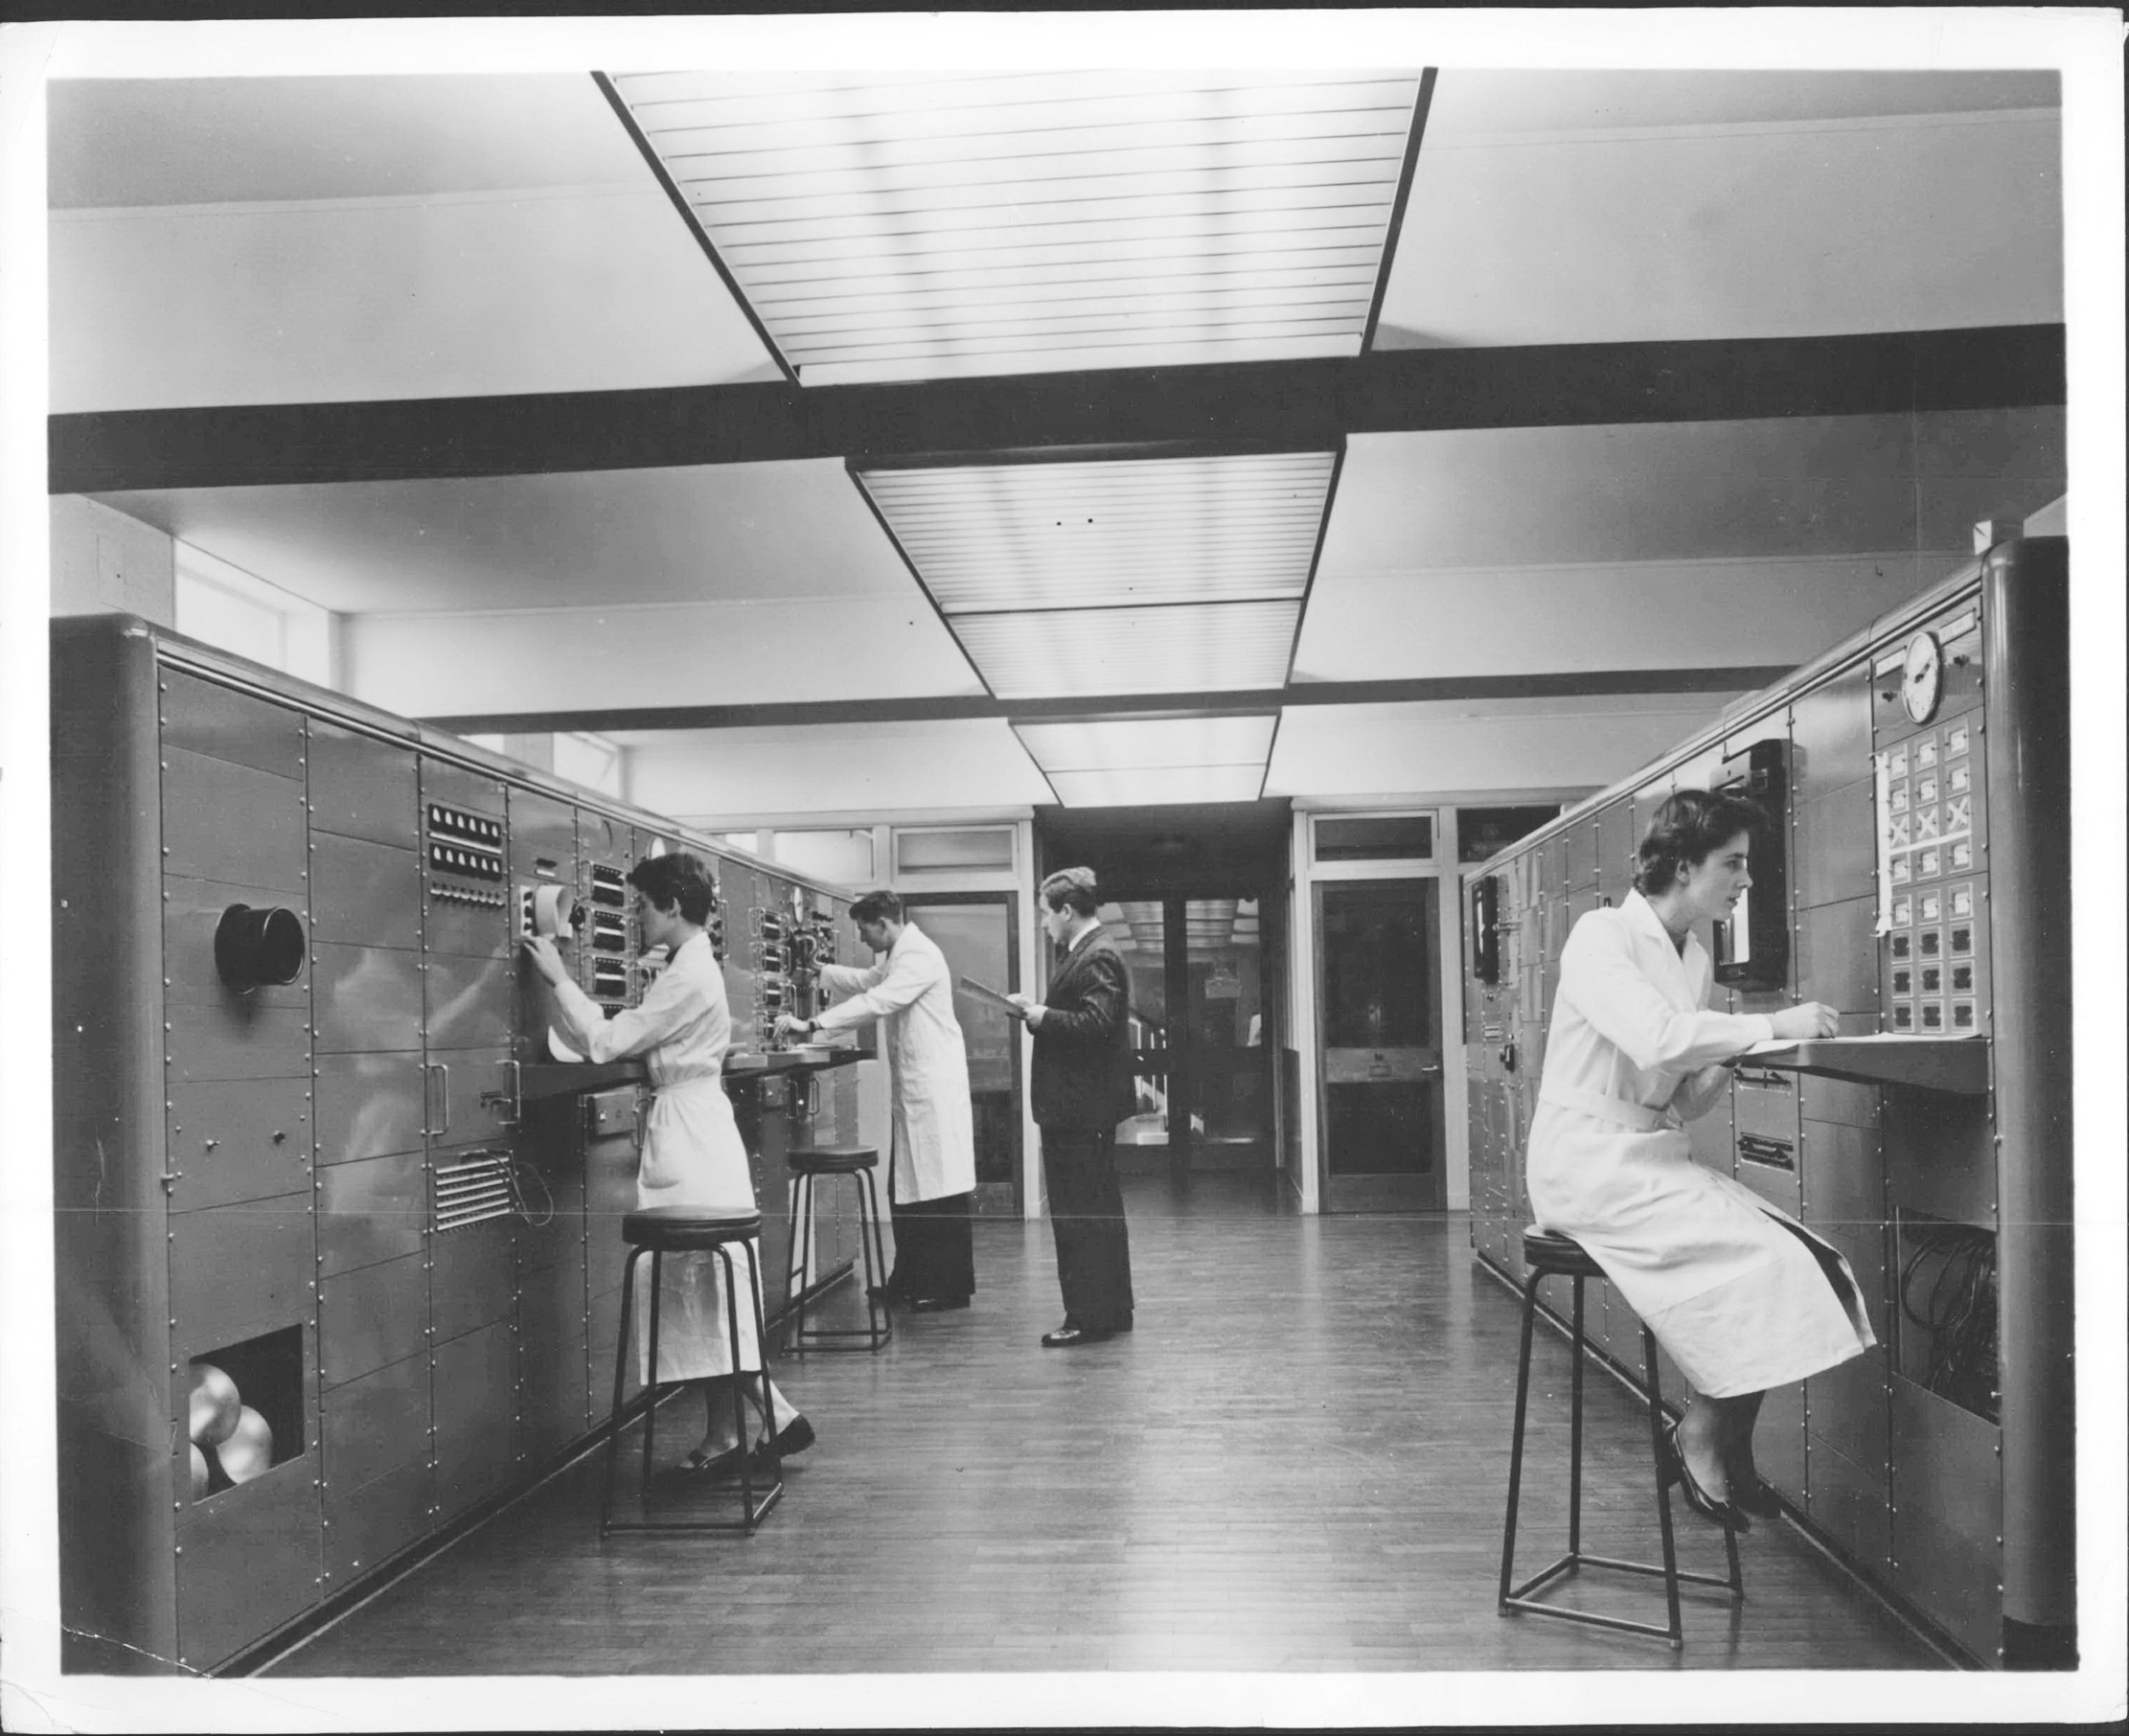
[1042,1128,1134,1332]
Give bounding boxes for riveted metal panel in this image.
[417,757,506,822]
[424,889,511,960]
[324,1455,433,1589]
[172,1455,320,1671]
[1731,1149,1800,1219]
[426,1048,518,1147]
[1807,1345,1891,1477]
[161,746,308,892]
[309,833,422,950]
[1801,1116,1886,1252]
[311,943,424,1054]
[164,990,310,1085]
[515,1313,589,1464]
[319,1347,431,1494]
[506,786,576,880]
[1885,1089,1996,1230]
[169,1193,313,1361]
[1592,798,1633,902]
[587,1283,645,1413]
[1755,1378,1807,1498]
[160,874,309,1014]
[318,1149,427,1278]
[1806,1431,1892,1579]
[1789,659,1874,804]
[1792,780,1876,910]
[158,668,307,783]
[515,1157,587,1277]
[434,1318,515,1519]
[167,1078,312,1214]
[1797,1072,1881,1130]
[1560,815,1598,893]
[308,720,418,852]
[1794,895,1880,1017]
[315,1052,425,1168]
[1733,1068,1801,1149]
[424,949,514,1051]
[431,1214,515,1343]
[1891,1374,2003,1661]
[318,1250,428,1390]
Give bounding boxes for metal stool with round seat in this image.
[599,1205,784,1535]
[1499,1226,1743,1647]
[781,1144,892,1354]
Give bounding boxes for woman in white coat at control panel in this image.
[1526,789,1872,1532]
[524,851,812,1478]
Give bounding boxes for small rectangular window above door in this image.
[1312,811,1435,864]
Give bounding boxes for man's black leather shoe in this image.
[1041,1325,1113,1348]
[909,1296,970,1312]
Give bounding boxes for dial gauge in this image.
[1901,630,1944,725]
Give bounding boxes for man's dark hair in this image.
[628,850,717,925]
[1634,789,1766,897]
[849,890,904,926]
[1039,866,1100,918]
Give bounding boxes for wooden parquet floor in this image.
[263,1171,1945,1679]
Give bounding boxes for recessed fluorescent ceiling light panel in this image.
[1016,716,1277,810]
[858,452,1335,613]
[605,70,1422,383]
[1014,715,1277,773]
[1044,765,1269,809]
[954,601,1298,699]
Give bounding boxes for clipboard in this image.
[958,974,1019,1011]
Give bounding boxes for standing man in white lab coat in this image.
[777,891,979,1310]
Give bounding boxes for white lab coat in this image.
[550,932,766,1380]
[813,923,977,1204]
[1524,891,1875,1399]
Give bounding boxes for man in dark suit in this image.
[1005,866,1136,1348]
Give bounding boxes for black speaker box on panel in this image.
[1712,737,1791,990]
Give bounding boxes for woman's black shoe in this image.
[1729,1469,1783,1519]
[771,1413,815,1458]
[1662,1423,1749,1531]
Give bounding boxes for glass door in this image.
[1315,879,1446,1211]
[899,895,1022,1217]
[1097,895,1273,1174]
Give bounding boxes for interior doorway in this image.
[1034,799,1292,1188]
[1105,894,1271,1174]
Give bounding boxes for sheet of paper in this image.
[958,974,1018,1010]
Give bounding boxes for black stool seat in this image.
[786,1144,878,1175]
[621,1205,763,1249]
[1522,1226,1605,1278]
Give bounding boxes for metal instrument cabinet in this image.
[1459,540,2074,1668]
[51,615,867,1674]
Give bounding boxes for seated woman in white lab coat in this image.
[523,852,812,1477]
[1525,790,1873,1531]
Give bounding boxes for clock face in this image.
[1902,630,1943,725]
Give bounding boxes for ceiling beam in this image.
[421,664,1789,736]
[51,325,2062,494]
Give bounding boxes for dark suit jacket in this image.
[1029,930,1135,1131]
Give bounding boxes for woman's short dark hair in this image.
[628,851,717,925]
[848,890,904,926]
[1635,789,1766,896]
[1040,866,1100,918]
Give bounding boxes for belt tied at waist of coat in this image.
[654,1067,724,1091]
[1537,1081,1679,1134]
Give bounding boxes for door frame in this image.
[1311,875,1447,1212]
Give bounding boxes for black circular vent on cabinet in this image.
[214,904,306,990]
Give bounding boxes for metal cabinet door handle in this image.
[427,1061,450,1138]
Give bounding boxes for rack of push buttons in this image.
[425,803,508,905]
[1877,715,1984,1035]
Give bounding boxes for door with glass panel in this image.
[899,895,1022,1216]
[1098,895,1271,1172]
[1315,879,1446,1211]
